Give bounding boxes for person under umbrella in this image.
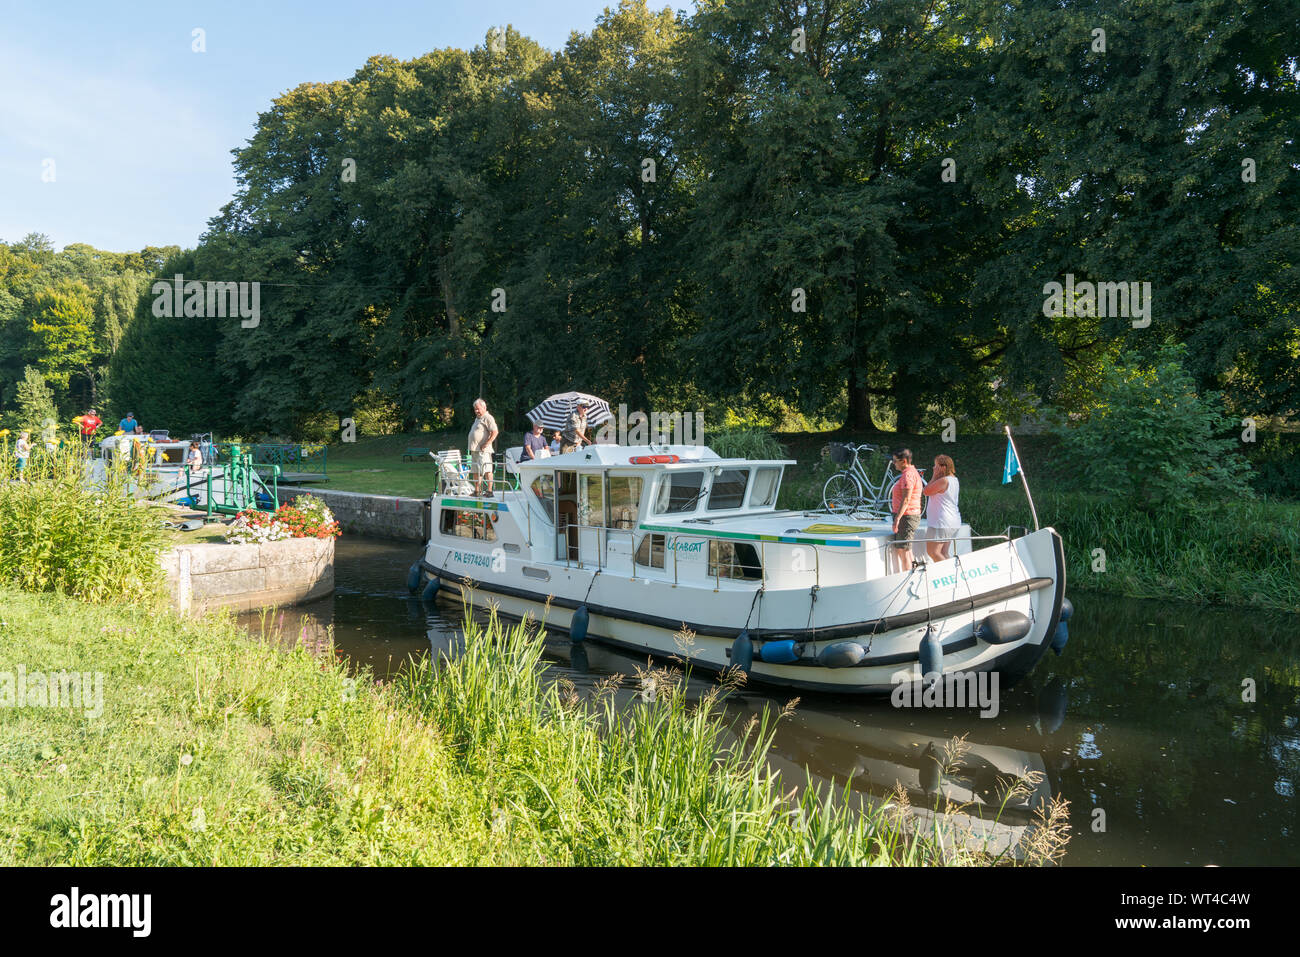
[561,401,592,454]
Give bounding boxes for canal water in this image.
[240,536,1300,865]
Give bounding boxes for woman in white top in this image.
[923,453,961,561]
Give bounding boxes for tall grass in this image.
[0,444,166,603]
[964,487,1300,612]
[400,600,1070,865]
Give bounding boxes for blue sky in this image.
[0,0,633,253]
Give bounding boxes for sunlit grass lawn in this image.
[304,432,460,498]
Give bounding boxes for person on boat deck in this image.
[119,411,138,433]
[185,440,203,475]
[549,431,562,454]
[523,420,549,460]
[923,454,961,562]
[889,448,924,573]
[561,402,592,454]
[467,398,499,497]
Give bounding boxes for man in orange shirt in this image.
[75,408,102,454]
[889,448,923,574]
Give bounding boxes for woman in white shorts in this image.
[923,453,961,561]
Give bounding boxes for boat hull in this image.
[416,527,1066,696]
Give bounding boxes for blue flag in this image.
[1002,438,1020,485]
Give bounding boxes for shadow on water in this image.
[238,537,1300,866]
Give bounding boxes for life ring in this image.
[628,454,679,464]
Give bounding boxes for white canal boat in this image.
[411,443,1069,695]
[90,432,230,505]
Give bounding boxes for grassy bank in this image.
[0,588,1061,865]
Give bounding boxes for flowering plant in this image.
[274,494,341,539]
[223,495,340,543]
[225,508,293,544]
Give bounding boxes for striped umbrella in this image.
[526,392,613,430]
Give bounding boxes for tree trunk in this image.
[894,380,921,435]
[846,375,872,431]
[438,254,459,337]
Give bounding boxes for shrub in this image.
[0,443,166,603]
[1053,345,1247,511]
[707,426,786,460]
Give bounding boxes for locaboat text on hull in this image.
[412,443,1068,695]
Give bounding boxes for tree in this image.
[26,282,97,408]
[13,365,57,433]
[105,252,238,436]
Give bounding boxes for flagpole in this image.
[1005,425,1040,531]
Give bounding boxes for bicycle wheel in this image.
[822,472,863,513]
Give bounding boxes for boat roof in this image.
[517,444,795,470]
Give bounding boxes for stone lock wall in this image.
[277,487,429,541]
[162,536,335,615]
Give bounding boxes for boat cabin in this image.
[514,445,791,569]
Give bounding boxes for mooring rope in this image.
[582,567,601,603]
[742,583,765,631]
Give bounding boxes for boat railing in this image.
[885,532,1014,549]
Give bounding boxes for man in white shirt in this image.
[467,398,499,497]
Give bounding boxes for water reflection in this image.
[238,537,1300,866]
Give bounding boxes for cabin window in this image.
[707,468,750,510]
[635,533,666,569]
[159,447,184,464]
[440,508,497,541]
[709,540,763,580]
[607,475,642,528]
[749,467,781,508]
[654,471,705,514]
[530,475,555,521]
[580,473,605,528]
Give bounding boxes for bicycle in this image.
[821,443,925,519]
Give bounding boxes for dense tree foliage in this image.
[6,0,1297,441]
[0,234,179,420]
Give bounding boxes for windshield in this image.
[654,471,705,514]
